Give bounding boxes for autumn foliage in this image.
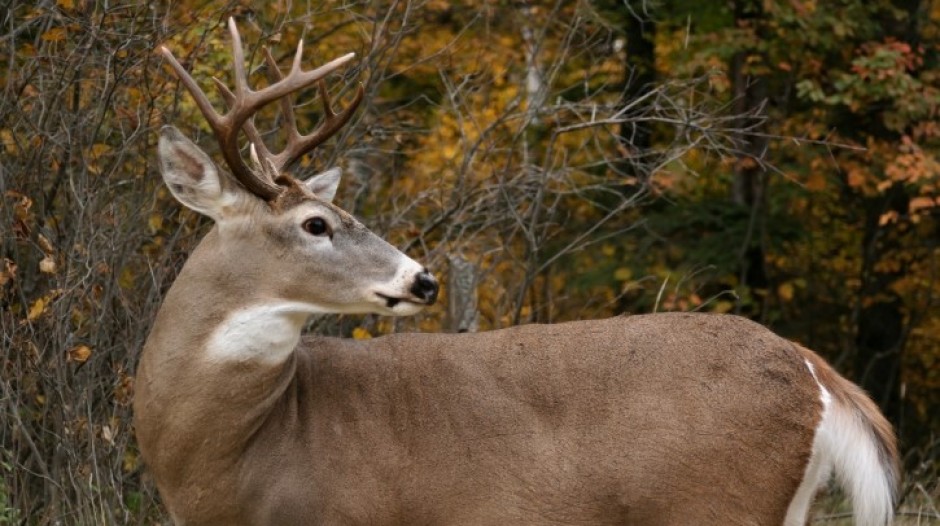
[1,0,938,522]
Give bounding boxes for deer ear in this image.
[158,126,239,221]
[302,168,341,203]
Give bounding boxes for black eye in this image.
[303,217,330,237]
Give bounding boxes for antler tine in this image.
[211,77,274,168]
[159,46,223,134]
[261,47,301,147]
[276,81,365,173]
[229,33,358,150]
[160,17,360,200]
[259,47,365,174]
[217,18,288,198]
[227,17,249,98]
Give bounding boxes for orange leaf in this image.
[37,234,54,254]
[0,258,16,286]
[41,27,67,42]
[910,196,937,213]
[847,168,866,188]
[68,344,92,363]
[879,211,898,226]
[805,171,828,191]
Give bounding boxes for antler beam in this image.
[159,17,362,200]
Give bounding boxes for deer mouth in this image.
[373,292,429,317]
[375,293,425,308]
[372,267,438,313]
[375,293,403,308]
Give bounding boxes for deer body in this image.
[137,19,898,526]
[139,294,897,526]
[139,308,837,525]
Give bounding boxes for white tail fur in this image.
[794,358,898,526]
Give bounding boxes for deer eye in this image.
[303,217,330,237]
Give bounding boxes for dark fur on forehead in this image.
[269,176,311,211]
[268,175,358,226]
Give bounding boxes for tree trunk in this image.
[730,0,769,319]
[618,7,656,183]
[447,255,480,333]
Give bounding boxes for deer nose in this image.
[410,270,439,305]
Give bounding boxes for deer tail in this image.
[797,345,899,526]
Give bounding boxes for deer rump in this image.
[235,313,840,525]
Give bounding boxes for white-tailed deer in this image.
[136,18,899,526]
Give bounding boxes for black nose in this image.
[410,270,439,305]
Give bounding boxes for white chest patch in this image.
[205,302,326,364]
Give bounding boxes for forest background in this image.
[1,0,938,523]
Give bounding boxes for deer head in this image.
[156,18,438,317]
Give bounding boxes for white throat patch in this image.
[205,302,328,364]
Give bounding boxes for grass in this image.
[812,480,940,525]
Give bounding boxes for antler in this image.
[159,17,363,200]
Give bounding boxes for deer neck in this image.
[144,227,311,367]
[135,228,310,479]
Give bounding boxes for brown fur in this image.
[137,288,829,525]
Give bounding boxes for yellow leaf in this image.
[613,267,632,281]
[27,297,46,321]
[0,129,15,155]
[712,300,735,313]
[118,267,135,290]
[148,213,163,233]
[352,327,372,340]
[90,143,111,157]
[123,450,139,473]
[86,143,111,175]
[57,0,75,8]
[41,27,67,42]
[778,282,795,302]
[68,344,92,363]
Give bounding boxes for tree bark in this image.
[619,7,656,183]
[730,0,769,319]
